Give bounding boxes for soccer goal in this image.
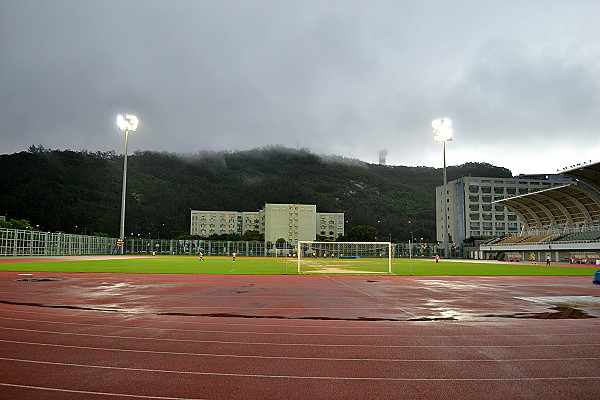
[297,241,394,274]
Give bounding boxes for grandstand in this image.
[493,234,558,246]
[479,161,600,263]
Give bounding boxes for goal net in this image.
[297,241,394,274]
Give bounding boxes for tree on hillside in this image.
[0,147,514,240]
[241,230,263,241]
[344,225,378,242]
[0,219,34,230]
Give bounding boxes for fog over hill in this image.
[0,146,512,240]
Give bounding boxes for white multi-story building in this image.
[190,210,259,237]
[190,204,344,243]
[436,175,571,245]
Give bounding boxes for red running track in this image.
[0,271,599,399]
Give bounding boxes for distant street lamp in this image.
[432,118,453,258]
[117,114,139,255]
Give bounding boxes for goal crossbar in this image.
[297,241,394,274]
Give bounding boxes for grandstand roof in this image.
[496,183,600,230]
[561,161,600,193]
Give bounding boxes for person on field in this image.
[198,251,204,261]
[435,254,440,263]
[232,252,237,262]
[546,255,551,265]
[531,253,536,264]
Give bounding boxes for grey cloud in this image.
[1,1,599,174]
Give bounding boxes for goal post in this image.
[297,241,394,274]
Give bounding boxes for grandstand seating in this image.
[492,234,558,246]
[493,236,526,245]
[557,231,600,242]
[518,234,559,244]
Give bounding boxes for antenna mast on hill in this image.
[379,149,388,165]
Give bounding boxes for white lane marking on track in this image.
[2,339,600,363]
[325,276,377,299]
[1,315,599,338]
[1,307,597,331]
[0,383,205,400]
[1,357,600,381]
[0,326,597,348]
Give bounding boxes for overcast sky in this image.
[1,0,599,175]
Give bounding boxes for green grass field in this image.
[0,255,597,276]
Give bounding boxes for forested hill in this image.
[0,146,512,241]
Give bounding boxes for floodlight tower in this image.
[432,118,453,258]
[117,114,139,255]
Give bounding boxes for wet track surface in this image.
[0,272,599,399]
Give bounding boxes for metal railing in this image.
[1,228,444,258]
[0,228,117,257]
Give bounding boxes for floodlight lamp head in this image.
[117,114,139,132]
[432,118,453,142]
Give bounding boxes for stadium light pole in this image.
[432,118,453,258]
[117,114,139,255]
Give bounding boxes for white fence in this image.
[0,228,118,257]
[1,228,442,258]
[126,239,288,257]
